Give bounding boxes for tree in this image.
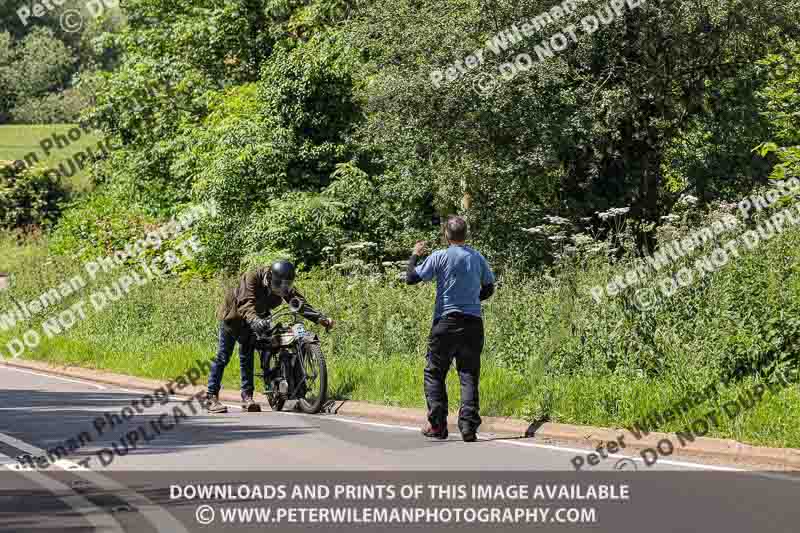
[0,32,14,121]
[0,27,76,122]
[0,0,121,123]
[344,0,800,260]
[12,27,75,98]
[756,42,800,181]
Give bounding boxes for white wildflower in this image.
[597,207,631,221]
[543,215,571,226]
[522,226,547,235]
[571,234,594,246]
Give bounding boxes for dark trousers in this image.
[207,322,256,399]
[424,313,484,434]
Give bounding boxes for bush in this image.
[187,38,365,271]
[48,192,156,261]
[756,41,800,182]
[239,192,346,271]
[0,161,67,229]
[11,86,91,124]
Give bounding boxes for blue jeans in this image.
[207,322,256,399]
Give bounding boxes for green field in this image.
[0,124,101,191]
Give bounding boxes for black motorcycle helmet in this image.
[268,260,296,297]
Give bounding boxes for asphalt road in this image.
[2,364,799,533]
[0,364,705,472]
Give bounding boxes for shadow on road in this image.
[0,389,314,466]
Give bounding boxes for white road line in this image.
[1,451,124,532]
[0,365,107,389]
[194,402,761,472]
[322,415,800,481]
[266,411,733,470]
[309,414,420,432]
[493,437,744,471]
[0,431,88,471]
[0,431,189,533]
[328,414,800,480]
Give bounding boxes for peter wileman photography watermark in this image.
[14,361,211,470]
[589,178,800,310]
[6,121,121,182]
[16,0,118,34]
[0,200,218,361]
[430,0,585,89]
[430,0,645,96]
[570,370,797,470]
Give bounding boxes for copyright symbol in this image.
[60,10,84,33]
[195,504,215,525]
[472,72,500,96]
[633,288,657,311]
[614,458,638,471]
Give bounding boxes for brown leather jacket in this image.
[217,266,324,337]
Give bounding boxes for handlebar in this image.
[253,299,331,344]
[269,297,305,323]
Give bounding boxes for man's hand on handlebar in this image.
[319,317,335,332]
[249,317,271,338]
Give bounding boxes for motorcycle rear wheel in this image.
[259,350,286,412]
[298,344,328,414]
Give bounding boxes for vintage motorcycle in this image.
[254,298,328,414]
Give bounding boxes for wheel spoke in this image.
[303,351,320,399]
[297,344,326,413]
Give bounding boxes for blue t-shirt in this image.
[415,245,495,321]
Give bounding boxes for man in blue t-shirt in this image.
[406,216,496,442]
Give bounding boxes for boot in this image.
[205,394,228,414]
[421,422,449,440]
[461,431,477,443]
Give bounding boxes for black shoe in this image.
[421,423,449,440]
[242,394,262,412]
[462,432,477,443]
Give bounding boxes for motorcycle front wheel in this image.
[298,343,328,414]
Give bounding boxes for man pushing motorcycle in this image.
[205,260,334,414]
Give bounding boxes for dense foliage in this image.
[0,160,66,228]
[757,43,800,182]
[63,0,798,274]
